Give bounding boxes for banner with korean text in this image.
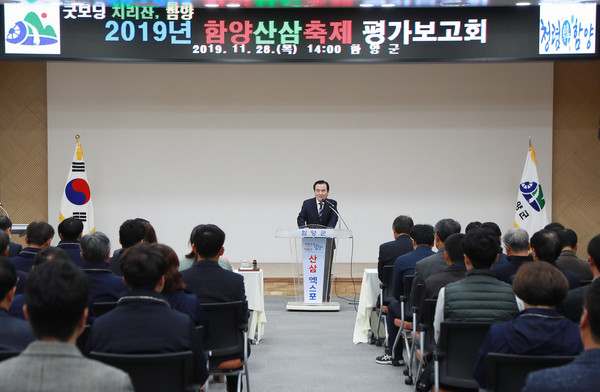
[59,136,95,234]
[514,144,548,236]
[302,237,326,304]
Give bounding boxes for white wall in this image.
[47,62,553,264]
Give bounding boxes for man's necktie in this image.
[318,202,323,220]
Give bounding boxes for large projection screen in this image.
[47,62,553,265]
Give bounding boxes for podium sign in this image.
[302,237,326,304]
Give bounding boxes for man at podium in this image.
[297,180,338,228]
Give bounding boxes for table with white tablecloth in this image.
[352,268,381,344]
[235,269,267,344]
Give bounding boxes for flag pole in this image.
[528,137,531,148]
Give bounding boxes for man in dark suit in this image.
[530,229,580,290]
[56,217,85,268]
[556,228,593,280]
[79,231,126,324]
[181,224,248,392]
[492,228,533,283]
[376,224,435,366]
[0,216,22,258]
[523,278,600,392]
[560,234,600,323]
[377,215,414,282]
[297,180,338,228]
[0,258,34,351]
[87,243,207,388]
[10,221,54,273]
[424,233,467,299]
[109,219,145,276]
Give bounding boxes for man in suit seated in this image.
[297,180,338,228]
[375,224,434,366]
[424,233,467,299]
[10,221,54,273]
[56,217,85,268]
[181,224,248,392]
[109,219,146,276]
[86,243,207,388]
[0,258,133,392]
[0,231,26,295]
[79,232,127,324]
[556,228,593,281]
[530,229,580,290]
[0,216,22,258]
[377,215,414,283]
[0,258,34,351]
[492,228,533,283]
[522,278,600,392]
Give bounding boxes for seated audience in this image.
[136,218,157,244]
[560,234,600,323]
[433,229,522,343]
[492,228,532,283]
[87,243,207,387]
[473,262,583,388]
[109,219,146,276]
[375,224,434,366]
[0,258,34,351]
[180,228,233,271]
[181,224,248,392]
[0,216,22,258]
[0,231,26,295]
[377,215,414,282]
[522,279,600,392]
[544,221,565,232]
[80,232,127,323]
[410,218,461,305]
[10,221,54,272]
[156,244,210,336]
[530,229,580,289]
[424,233,466,299]
[0,259,133,391]
[556,228,593,280]
[8,246,70,320]
[56,217,85,267]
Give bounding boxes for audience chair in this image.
[92,301,119,318]
[414,298,437,382]
[373,265,395,346]
[89,351,195,392]
[486,352,576,392]
[433,321,493,392]
[391,275,414,374]
[201,301,249,392]
[0,351,20,362]
[402,281,424,385]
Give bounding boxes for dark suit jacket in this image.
[108,249,123,276]
[558,280,594,323]
[424,264,467,299]
[297,198,338,228]
[393,246,434,300]
[86,290,207,385]
[378,234,414,282]
[410,248,446,303]
[57,241,85,268]
[81,260,127,324]
[7,242,22,258]
[181,259,247,306]
[0,309,35,350]
[492,255,533,283]
[10,247,42,273]
[522,349,600,392]
[557,250,593,280]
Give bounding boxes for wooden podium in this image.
[275,228,352,311]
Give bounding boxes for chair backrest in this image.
[200,301,247,359]
[0,351,20,362]
[381,265,395,305]
[486,353,576,392]
[89,351,194,392]
[93,301,119,318]
[419,298,437,351]
[438,321,493,390]
[401,275,414,302]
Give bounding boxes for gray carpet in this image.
[205,296,416,391]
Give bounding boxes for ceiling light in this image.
[516,1,531,5]
[205,3,220,7]
[359,3,375,6]
[226,3,241,6]
[381,3,396,6]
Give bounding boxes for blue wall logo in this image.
[4,5,61,55]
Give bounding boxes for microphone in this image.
[322,199,350,230]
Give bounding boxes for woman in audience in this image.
[473,261,583,388]
[156,244,210,339]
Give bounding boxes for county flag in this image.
[59,137,95,234]
[514,144,548,235]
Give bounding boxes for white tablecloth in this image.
[235,269,267,344]
[352,268,380,344]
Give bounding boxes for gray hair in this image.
[434,218,462,243]
[80,231,111,262]
[502,228,530,253]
